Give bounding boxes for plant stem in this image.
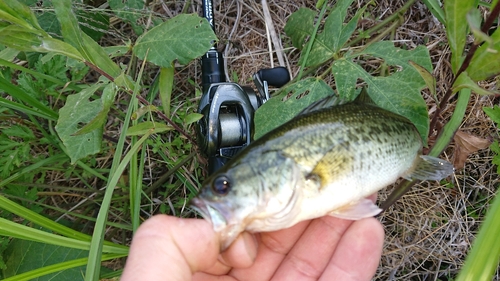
[429,2,500,135]
[146,151,197,194]
[347,0,417,47]
[84,61,197,146]
[297,0,328,80]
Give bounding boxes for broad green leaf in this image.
[359,42,433,73]
[284,8,316,49]
[466,27,500,81]
[55,83,104,164]
[467,9,491,45]
[484,105,500,124]
[0,0,43,32]
[307,0,364,66]
[332,58,363,101]
[444,0,478,73]
[104,45,131,58]
[184,113,203,125]
[114,72,135,91]
[254,77,334,139]
[36,38,85,61]
[74,83,118,135]
[453,72,499,95]
[53,0,121,77]
[3,241,125,281]
[0,26,84,60]
[0,25,44,50]
[133,14,217,67]
[126,121,174,136]
[409,60,437,100]
[0,47,19,61]
[324,0,358,54]
[491,140,500,174]
[36,10,60,35]
[108,0,145,35]
[334,42,432,144]
[285,0,365,67]
[3,239,87,280]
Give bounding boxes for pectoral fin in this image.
[329,198,382,220]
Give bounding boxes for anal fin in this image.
[329,198,382,220]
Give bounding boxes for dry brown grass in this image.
[161,0,499,280]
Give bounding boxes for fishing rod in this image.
[196,0,290,174]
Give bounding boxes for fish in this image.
[191,95,454,250]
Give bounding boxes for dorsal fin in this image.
[354,88,375,105]
[297,95,349,115]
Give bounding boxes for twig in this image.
[261,0,286,67]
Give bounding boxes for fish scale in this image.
[191,97,454,250]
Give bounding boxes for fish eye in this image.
[211,175,231,195]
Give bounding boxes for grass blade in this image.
[421,0,445,24]
[85,56,149,279]
[0,75,58,120]
[456,190,500,280]
[2,253,125,281]
[159,66,174,117]
[85,132,151,280]
[0,218,127,253]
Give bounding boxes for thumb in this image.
[121,215,220,281]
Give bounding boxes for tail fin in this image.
[404,155,454,181]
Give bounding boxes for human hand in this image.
[121,214,384,281]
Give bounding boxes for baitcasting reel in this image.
[196,0,290,174]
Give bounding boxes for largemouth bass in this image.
[191,96,454,250]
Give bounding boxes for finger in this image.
[195,258,232,277]
[192,232,259,280]
[193,272,238,281]
[319,217,384,281]
[270,216,354,280]
[220,231,258,268]
[228,220,311,281]
[121,215,219,281]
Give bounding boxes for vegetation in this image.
[0,0,499,280]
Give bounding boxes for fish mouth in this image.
[190,197,227,232]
